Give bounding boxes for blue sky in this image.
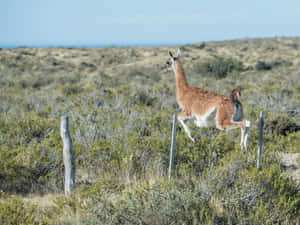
[1,0,300,47]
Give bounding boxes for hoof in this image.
[241,145,247,153]
[189,136,196,143]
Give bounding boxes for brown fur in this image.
[173,60,245,130]
[168,49,250,150]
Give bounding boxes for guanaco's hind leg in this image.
[218,118,251,152]
[239,121,251,152]
[217,116,245,131]
[243,120,251,151]
[217,109,247,151]
[240,127,245,147]
[178,112,195,142]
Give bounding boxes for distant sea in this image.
[0,42,190,49]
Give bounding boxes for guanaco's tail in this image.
[230,88,243,122]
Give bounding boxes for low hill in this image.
[0,37,299,224]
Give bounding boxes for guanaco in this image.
[167,49,250,151]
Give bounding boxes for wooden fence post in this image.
[60,116,75,195]
[168,114,177,182]
[257,111,264,170]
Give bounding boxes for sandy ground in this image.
[280,153,300,185]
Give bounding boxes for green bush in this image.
[202,145,300,225]
[55,182,217,225]
[271,59,293,68]
[175,129,237,175]
[0,143,63,194]
[0,117,64,194]
[0,117,56,146]
[196,42,206,49]
[133,90,157,106]
[88,138,122,176]
[255,60,272,70]
[224,165,300,224]
[0,192,44,225]
[265,115,299,136]
[60,83,84,96]
[193,56,244,79]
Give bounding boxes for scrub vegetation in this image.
[0,37,299,224]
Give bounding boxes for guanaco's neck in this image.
[174,61,189,96]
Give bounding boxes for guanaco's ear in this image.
[176,48,181,58]
[169,51,174,58]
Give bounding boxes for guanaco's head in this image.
[166,49,181,72]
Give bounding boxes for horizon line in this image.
[1,36,299,49]
[0,42,188,49]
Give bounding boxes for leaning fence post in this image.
[168,114,177,182]
[60,116,75,195]
[257,111,264,170]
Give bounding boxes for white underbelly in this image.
[194,107,216,127]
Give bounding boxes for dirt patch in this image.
[280,153,300,184]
